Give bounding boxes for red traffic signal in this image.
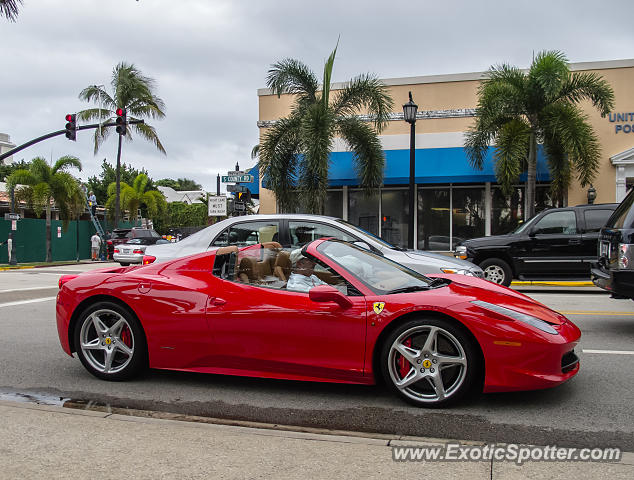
[64,113,76,141]
[115,108,127,135]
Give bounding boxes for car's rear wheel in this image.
[119,262,130,266]
[381,318,480,407]
[479,258,512,286]
[74,301,147,381]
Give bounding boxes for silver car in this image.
[144,214,483,276]
[113,237,170,266]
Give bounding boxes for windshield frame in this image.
[335,219,397,250]
[314,239,433,295]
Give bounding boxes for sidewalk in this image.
[1,400,632,479]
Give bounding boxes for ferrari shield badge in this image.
[373,302,385,315]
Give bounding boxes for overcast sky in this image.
[2,0,633,193]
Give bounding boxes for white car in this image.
[144,214,483,277]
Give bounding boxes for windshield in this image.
[512,214,540,234]
[317,240,433,295]
[335,219,396,249]
[125,238,153,245]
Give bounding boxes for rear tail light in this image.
[133,249,143,254]
[143,255,156,265]
[107,240,113,245]
[58,275,79,289]
[114,248,120,254]
[618,244,633,269]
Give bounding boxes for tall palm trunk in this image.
[115,134,122,228]
[45,202,52,263]
[525,132,537,220]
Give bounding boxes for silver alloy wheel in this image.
[387,325,467,403]
[483,264,506,284]
[79,309,135,375]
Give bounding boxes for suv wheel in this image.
[479,258,512,286]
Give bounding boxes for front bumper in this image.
[591,266,634,299]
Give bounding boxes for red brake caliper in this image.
[120,325,132,348]
[398,338,412,378]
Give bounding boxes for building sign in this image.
[609,112,634,133]
[208,195,227,216]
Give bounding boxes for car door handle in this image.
[211,297,226,306]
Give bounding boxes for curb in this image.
[0,261,112,271]
[510,280,595,287]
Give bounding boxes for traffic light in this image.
[64,114,76,141]
[237,189,251,202]
[115,108,127,135]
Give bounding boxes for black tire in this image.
[479,258,512,287]
[74,301,147,381]
[119,262,130,267]
[380,317,481,407]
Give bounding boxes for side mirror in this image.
[309,285,353,309]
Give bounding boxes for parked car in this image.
[454,203,618,286]
[56,239,580,407]
[592,189,634,299]
[113,237,170,266]
[106,228,162,259]
[143,214,483,277]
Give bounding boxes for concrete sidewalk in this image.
[1,401,632,479]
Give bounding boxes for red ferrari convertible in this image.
[56,239,581,407]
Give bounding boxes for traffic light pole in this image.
[0,120,145,163]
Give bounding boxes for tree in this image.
[0,159,30,182]
[87,159,154,205]
[465,51,614,219]
[0,0,22,21]
[259,43,393,213]
[6,156,84,262]
[78,62,166,227]
[156,178,203,191]
[106,173,166,226]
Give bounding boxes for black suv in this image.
[592,189,634,299]
[454,203,618,286]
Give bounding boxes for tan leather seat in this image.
[273,250,291,281]
[237,256,259,284]
[258,242,282,278]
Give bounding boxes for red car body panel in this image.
[56,240,581,392]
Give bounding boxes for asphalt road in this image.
[1,263,633,451]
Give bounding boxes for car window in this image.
[126,238,151,245]
[583,209,614,233]
[532,211,577,235]
[211,221,279,247]
[607,189,634,229]
[289,221,356,248]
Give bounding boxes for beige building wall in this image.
[257,59,634,214]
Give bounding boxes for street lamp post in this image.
[403,92,418,250]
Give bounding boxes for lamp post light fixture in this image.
[403,91,418,250]
[587,184,597,204]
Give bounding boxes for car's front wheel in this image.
[119,262,130,267]
[479,258,512,286]
[381,318,480,407]
[74,301,147,381]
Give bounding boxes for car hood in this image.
[430,274,567,325]
[460,234,515,247]
[401,249,481,270]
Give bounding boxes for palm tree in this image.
[106,173,166,226]
[0,0,22,21]
[259,44,393,213]
[6,156,84,262]
[465,51,614,219]
[78,62,166,227]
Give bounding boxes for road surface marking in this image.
[0,286,58,293]
[561,311,634,316]
[0,297,56,308]
[582,349,634,355]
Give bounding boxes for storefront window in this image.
[381,189,409,249]
[492,187,524,235]
[452,188,485,246]
[348,190,379,236]
[418,188,450,250]
[324,190,343,218]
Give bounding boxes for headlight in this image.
[454,246,467,260]
[441,267,473,276]
[471,300,558,335]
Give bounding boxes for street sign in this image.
[221,174,254,183]
[226,184,249,193]
[208,195,227,216]
[4,213,20,221]
[233,202,246,212]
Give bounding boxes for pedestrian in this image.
[90,232,101,261]
[88,191,97,216]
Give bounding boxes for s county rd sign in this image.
[221,174,254,183]
[208,195,227,216]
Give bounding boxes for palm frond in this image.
[131,122,166,154]
[266,58,319,101]
[528,50,569,101]
[251,144,260,160]
[557,72,615,116]
[52,155,82,175]
[0,0,23,21]
[322,40,338,108]
[493,119,531,195]
[336,117,384,196]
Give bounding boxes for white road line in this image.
[0,286,58,293]
[0,297,57,308]
[582,349,634,355]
